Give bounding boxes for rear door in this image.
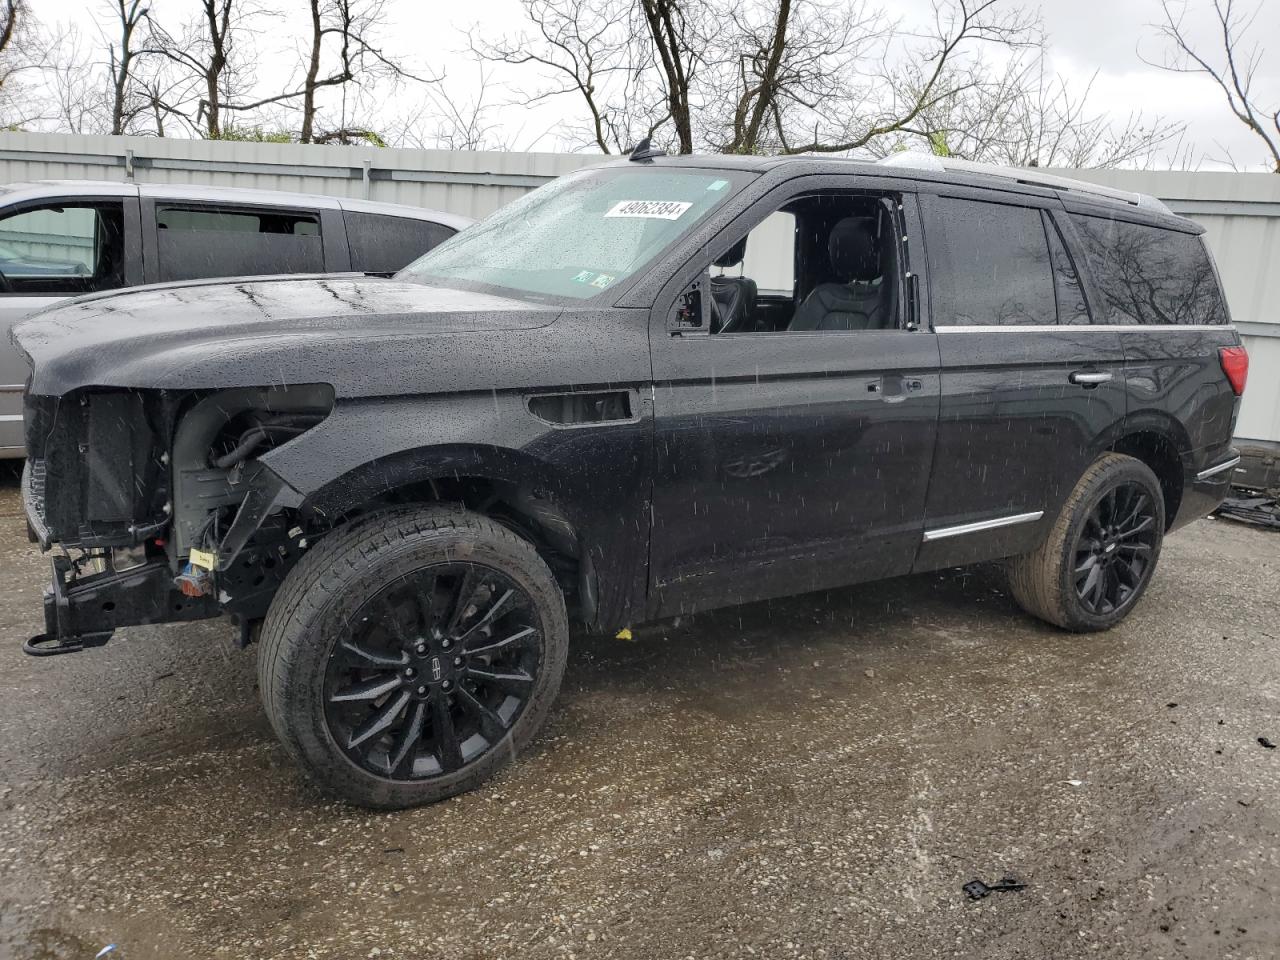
[0,195,141,454]
[914,189,1127,571]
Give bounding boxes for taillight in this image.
[1219,346,1249,396]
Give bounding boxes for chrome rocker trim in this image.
[1196,455,1242,482]
[923,510,1045,542]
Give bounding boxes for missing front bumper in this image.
[24,555,221,657]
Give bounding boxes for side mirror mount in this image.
[670,273,710,336]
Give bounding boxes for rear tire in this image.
[257,506,568,809]
[1007,453,1165,632]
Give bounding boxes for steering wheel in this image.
[0,268,11,294]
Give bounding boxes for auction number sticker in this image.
[605,200,693,220]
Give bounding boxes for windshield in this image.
[397,166,751,301]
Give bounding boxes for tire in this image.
[257,505,569,809]
[1007,453,1165,632]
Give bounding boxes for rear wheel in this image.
[1007,453,1165,632]
[258,506,568,809]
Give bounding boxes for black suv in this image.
[13,151,1247,809]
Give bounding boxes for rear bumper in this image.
[1173,451,1240,532]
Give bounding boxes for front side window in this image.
[155,204,323,282]
[706,193,903,334]
[1069,214,1228,326]
[927,197,1056,326]
[398,167,751,302]
[0,202,125,295]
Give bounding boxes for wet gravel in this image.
[0,460,1277,959]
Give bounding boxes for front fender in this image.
[260,393,576,517]
[258,391,654,630]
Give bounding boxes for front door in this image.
[647,181,941,617]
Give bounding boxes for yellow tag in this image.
[189,549,216,571]
[614,627,633,641]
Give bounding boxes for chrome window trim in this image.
[933,324,1236,333]
[922,510,1045,542]
[1195,455,1242,481]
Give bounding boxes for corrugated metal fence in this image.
[1,132,1277,446]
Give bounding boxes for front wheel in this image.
[1007,453,1165,632]
[257,506,569,809]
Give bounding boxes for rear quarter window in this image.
[344,212,455,274]
[1069,214,1228,326]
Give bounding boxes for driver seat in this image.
[709,236,757,334]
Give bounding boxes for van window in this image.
[0,202,126,296]
[346,212,455,274]
[926,197,1056,326]
[1069,215,1228,326]
[1044,213,1091,325]
[156,204,324,282]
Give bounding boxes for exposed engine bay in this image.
[23,384,333,654]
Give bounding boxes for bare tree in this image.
[0,0,53,127]
[871,45,1183,168]
[775,0,1037,155]
[396,67,521,151]
[41,24,112,134]
[189,0,438,143]
[474,0,669,154]
[144,0,264,138]
[700,0,885,154]
[1147,0,1279,172]
[637,0,701,153]
[102,0,150,135]
[478,0,1042,156]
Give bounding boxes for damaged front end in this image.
[23,384,333,656]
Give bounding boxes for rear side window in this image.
[926,197,1056,326]
[155,204,324,282]
[1069,214,1228,326]
[346,212,455,274]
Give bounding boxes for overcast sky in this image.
[33,0,1280,168]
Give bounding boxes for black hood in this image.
[12,274,560,396]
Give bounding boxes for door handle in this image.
[1069,370,1113,386]
[866,376,925,400]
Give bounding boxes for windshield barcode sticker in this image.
[605,200,693,221]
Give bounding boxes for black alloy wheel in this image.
[1006,453,1166,632]
[1072,482,1159,617]
[258,506,568,809]
[323,562,543,781]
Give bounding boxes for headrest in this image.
[828,217,878,281]
[713,235,748,269]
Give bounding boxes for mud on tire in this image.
[1007,453,1166,633]
[257,505,569,809]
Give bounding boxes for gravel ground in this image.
[0,460,1277,960]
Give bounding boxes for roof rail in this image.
[877,152,1172,215]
